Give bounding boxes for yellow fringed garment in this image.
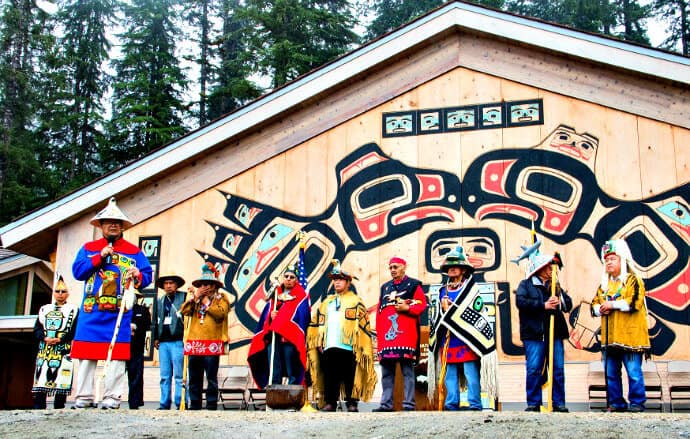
[591,273,651,355]
[306,291,377,405]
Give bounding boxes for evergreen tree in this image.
[184,0,215,127]
[207,0,261,120]
[240,0,359,88]
[108,0,188,167]
[652,0,690,54]
[36,0,115,190]
[610,0,651,44]
[0,0,58,224]
[365,0,446,40]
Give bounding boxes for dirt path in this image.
[2,409,690,438]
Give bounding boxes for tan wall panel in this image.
[58,66,690,370]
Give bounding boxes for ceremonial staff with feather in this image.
[514,226,572,413]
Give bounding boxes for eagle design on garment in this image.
[97,270,120,311]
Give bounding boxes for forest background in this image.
[0,0,687,226]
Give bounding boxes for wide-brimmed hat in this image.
[327,259,355,282]
[526,252,555,279]
[156,274,186,289]
[192,262,224,288]
[441,246,475,274]
[90,197,133,229]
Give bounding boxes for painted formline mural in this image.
[197,125,689,358]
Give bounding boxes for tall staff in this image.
[179,287,194,410]
[437,331,451,411]
[266,280,280,412]
[96,274,134,404]
[541,262,558,413]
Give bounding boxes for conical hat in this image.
[440,246,475,274]
[526,252,555,279]
[90,197,133,229]
[54,274,68,292]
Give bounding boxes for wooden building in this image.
[1,1,688,407]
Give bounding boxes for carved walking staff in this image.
[179,288,194,410]
[95,275,134,405]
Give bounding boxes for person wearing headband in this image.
[373,256,427,412]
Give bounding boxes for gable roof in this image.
[2,0,689,258]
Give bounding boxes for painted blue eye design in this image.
[257,224,293,251]
[657,201,690,227]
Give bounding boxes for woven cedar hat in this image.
[440,246,475,274]
[192,262,224,288]
[90,197,133,229]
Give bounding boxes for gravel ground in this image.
[2,409,690,439]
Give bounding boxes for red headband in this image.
[389,257,407,266]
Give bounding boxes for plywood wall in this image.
[61,66,690,365]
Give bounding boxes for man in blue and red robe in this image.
[373,257,427,412]
[71,198,153,409]
[248,265,310,388]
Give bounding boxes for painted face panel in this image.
[509,103,540,124]
[481,106,503,127]
[384,114,414,134]
[425,229,501,275]
[547,125,598,165]
[446,108,476,129]
[45,309,63,331]
[419,111,440,131]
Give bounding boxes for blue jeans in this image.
[603,348,646,409]
[444,360,481,410]
[159,340,184,409]
[524,339,565,407]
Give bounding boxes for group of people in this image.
[31,197,652,413]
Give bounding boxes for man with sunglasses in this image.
[71,197,153,410]
[248,265,310,389]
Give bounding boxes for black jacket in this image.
[130,302,151,354]
[516,276,573,341]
